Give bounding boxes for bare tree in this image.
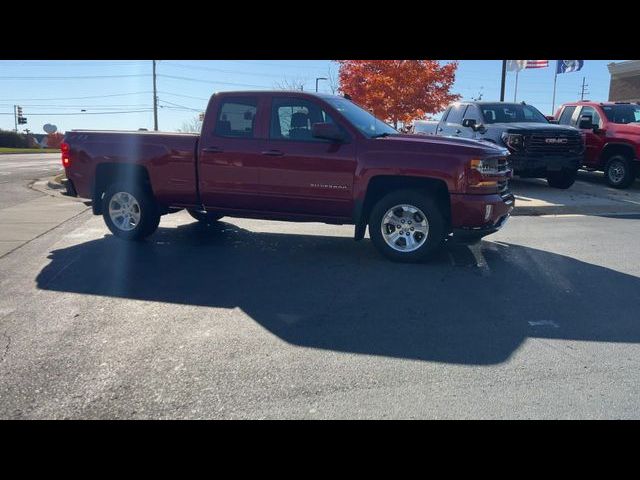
[274,76,308,91]
[327,63,340,94]
[177,115,203,133]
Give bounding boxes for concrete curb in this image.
[29,176,91,206]
[512,204,640,216]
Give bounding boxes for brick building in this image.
[608,60,640,102]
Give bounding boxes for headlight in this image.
[470,157,501,175]
[501,132,524,151]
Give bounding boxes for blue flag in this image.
[557,60,584,74]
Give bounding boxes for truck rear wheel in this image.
[369,189,445,263]
[546,169,577,189]
[102,183,160,241]
[605,155,635,189]
[187,209,224,223]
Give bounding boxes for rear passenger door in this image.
[198,95,266,210]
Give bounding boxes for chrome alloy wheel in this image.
[608,160,626,185]
[381,204,429,252]
[108,192,141,231]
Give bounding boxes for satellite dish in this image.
[43,124,57,134]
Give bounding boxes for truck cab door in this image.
[198,95,266,210]
[460,105,484,139]
[257,96,357,218]
[573,106,606,169]
[440,103,466,138]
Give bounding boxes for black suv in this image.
[413,101,585,189]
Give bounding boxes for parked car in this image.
[554,101,640,188]
[413,101,585,189]
[61,91,514,263]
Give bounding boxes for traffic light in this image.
[16,106,27,125]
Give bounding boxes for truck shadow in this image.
[36,220,640,365]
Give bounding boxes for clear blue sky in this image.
[0,60,624,133]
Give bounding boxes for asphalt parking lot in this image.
[1,154,640,419]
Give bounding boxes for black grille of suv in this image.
[525,133,583,155]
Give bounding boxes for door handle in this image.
[203,146,223,153]
[261,150,284,157]
[455,129,462,134]
[437,127,443,132]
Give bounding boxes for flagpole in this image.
[551,61,558,115]
[500,60,506,102]
[514,70,519,102]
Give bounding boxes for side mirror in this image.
[578,115,594,130]
[311,122,345,142]
[462,119,476,129]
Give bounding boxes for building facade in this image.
[608,60,640,102]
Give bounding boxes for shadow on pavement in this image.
[36,219,640,365]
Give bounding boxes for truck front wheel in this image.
[546,169,577,189]
[369,189,445,263]
[605,155,635,189]
[102,183,160,241]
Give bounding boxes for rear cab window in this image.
[214,97,258,138]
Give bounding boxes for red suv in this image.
[555,101,640,188]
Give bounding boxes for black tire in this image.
[187,209,224,223]
[604,155,635,189]
[369,189,445,263]
[546,169,577,189]
[102,183,160,241]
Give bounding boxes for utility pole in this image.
[152,60,158,131]
[580,76,589,100]
[500,60,507,101]
[13,105,18,132]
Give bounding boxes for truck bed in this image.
[64,130,200,207]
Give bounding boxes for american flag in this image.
[526,60,549,69]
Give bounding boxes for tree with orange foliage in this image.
[46,132,64,149]
[336,60,460,129]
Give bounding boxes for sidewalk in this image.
[0,194,90,258]
[510,175,640,216]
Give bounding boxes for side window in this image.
[214,98,258,138]
[445,104,465,125]
[577,106,601,128]
[270,97,339,142]
[558,106,576,125]
[441,107,451,122]
[463,105,483,123]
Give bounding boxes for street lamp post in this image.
[315,77,328,93]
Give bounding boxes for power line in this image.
[162,62,289,78]
[0,74,151,80]
[158,99,202,112]
[158,91,210,101]
[158,74,271,89]
[0,91,152,101]
[0,109,153,116]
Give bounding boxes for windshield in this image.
[479,103,549,124]
[324,97,398,137]
[601,104,640,124]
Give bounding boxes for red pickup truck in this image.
[554,101,640,188]
[62,91,514,262]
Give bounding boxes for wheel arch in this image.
[600,142,636,163]
[92,163,153,215]
[354,175,450,240]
